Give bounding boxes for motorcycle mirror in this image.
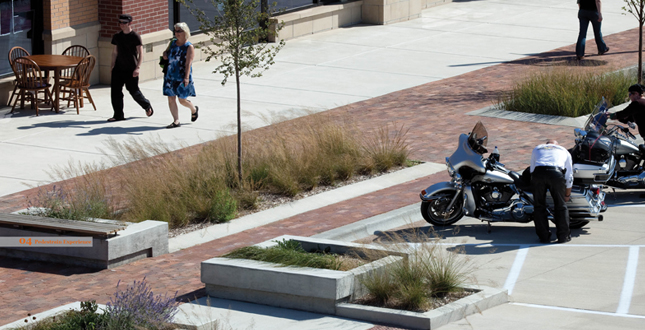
[574,128,587,139]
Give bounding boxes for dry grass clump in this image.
[355,228,475,312]
[497,67,636,117]
[30,113,411,229]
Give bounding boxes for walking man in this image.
[108,14,153,122]
[530,140,574,244]
[576,0,609,60]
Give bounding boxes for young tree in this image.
[181,0,285,182]
[623,0,645,84]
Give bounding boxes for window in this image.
[0,0,36,76]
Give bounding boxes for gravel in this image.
[168,166,408,238]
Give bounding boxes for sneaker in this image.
[599,47,610,55]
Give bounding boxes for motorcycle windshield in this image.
[583,98,609,133]
[468,121,488,155]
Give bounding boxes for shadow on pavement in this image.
[603,189,645,206]
[372,222,591,255]
[76,125,166,136]
[17,119,111,129]
[0,256,99,276]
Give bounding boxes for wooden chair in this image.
[10,57,54,116]
[60,55,97,114]
[7,46,30,106]
[60,45,90,82]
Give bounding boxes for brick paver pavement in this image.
[0,28,641,327]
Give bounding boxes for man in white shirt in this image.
[530,140,574,243]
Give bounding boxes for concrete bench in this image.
[0,213,168,269]
[0,213,125,237]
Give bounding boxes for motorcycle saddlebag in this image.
[576,131,612,165]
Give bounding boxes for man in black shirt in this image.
[108,14,153,122]
[576,0,609,60]
[609,84,645,138]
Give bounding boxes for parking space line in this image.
[503,244,529,296]
[617,246,640,315]
[512,302,645,319]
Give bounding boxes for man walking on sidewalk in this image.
[576,0,610,60]
[108,14,154,122]
[530,140,574,244]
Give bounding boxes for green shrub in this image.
[498,68,636,117]
[208,189,237,222]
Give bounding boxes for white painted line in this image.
[616,246,640,315]
[503,244,529,296]
[512,302,645,319]
[432,243,645,248]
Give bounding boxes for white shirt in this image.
[530,143,574,188]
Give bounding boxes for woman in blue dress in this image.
[162,22,198,128]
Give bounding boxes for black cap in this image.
[628,84,644,94]
[118,14,133,23]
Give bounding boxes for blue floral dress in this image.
[162,40,196,99]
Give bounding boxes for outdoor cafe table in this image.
[24,54,83,113]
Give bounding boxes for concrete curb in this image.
[312,202,422,242]
[335,284,508,330]
[0,302,108,330]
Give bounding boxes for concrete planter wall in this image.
[0,219,168,269]
[336,284,508,330]
[201,235,407,314]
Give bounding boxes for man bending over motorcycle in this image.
[530,140,574,244]
[607,84,645,138]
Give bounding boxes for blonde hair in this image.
[174,22,190,39]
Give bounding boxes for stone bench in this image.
[0,213,168,269]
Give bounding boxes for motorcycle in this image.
[420,121,606,231]
[572,98,645,189]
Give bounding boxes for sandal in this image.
[107,117,126,122]
[166,122,181,129]
[191,106,199,122]
[146,106,154,117]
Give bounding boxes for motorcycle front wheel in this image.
[421,192,464,226]
[569,219,590,229]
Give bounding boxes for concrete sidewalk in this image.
[0,0,636,198]
[2,0,645,329]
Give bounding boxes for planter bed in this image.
[201,235,406,314]
[337,284,508,330]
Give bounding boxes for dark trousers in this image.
[576,9,608,58]
[111,70,151,120]
[532,167,570,241]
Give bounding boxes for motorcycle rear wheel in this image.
[569,219,590,229]
[421,192,464,226]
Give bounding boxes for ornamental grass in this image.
[356,228,476,312]
[497,67,636,117]
[27,113,411,229]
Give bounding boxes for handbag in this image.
[159,38,176,75]
[159,56,169,74]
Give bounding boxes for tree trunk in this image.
[236,67,242,184]
[638,23,643,85]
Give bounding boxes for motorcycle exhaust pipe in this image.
[616,172,645,186]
